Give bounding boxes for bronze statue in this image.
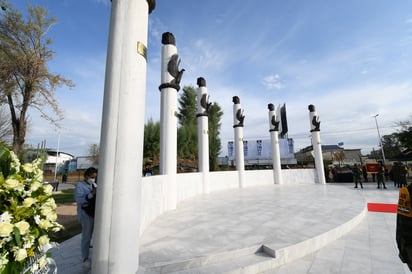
[308,104,320,132]
[159,33,185,91]
[200,94,211,113]
[268,104,279,132]
[233,96,245,127]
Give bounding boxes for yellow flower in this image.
[38,219,52,230]
[15,221,30,235]
[22,197,36,208]
[43,198,57,209]
[40,206,53,218]
[30,181,42,192]
[0,223,13,237]
[13,248,27,262]
[47,212,57,222]
[43,184,53,195]
[38,255,46,267]
[38,235,49,248]
[4,178,22,190]
[22,163,34,173]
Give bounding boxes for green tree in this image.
[143,118,160,160]
[0,1,73,155]
[177,86,197,160]
[381,133,402,160]
[208,102,223,170]
[396,118,412,152]
[177,86,197,126]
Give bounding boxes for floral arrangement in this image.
[0,145,63,274]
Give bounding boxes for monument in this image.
[196,77,210,194]
[159,32,184,209]
[232,96,245,188]
[92,0,155,273]
[308,104,326,184]
[268,103,283,184]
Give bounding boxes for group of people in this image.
[352,163,387,189]
[392,162,409,188]
[351,162,410,190]
[74,167,98,269]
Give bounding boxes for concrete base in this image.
[139,184,366,273]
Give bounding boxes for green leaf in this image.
[0,146,11,178]
[13,227,21,246]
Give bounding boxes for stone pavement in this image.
[51,182,410,273]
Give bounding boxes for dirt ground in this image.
[56,203,78,226]
[55,203,81,242]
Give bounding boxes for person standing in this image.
[353,164,363,188]
[74,167,98,268]
[362,165,368,182]
[62,173,68,185]
[377,162,387,189]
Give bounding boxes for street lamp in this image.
[373,114,386,164]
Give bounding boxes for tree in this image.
[177,86,197,160]
[177,86,197,126]
[396,118,412,152]
[381,133,402,159]
[0,106,12,143]
[0,1,73,155]
[143,118,160,160]
[208,102,223,170]
[88,143,99,165]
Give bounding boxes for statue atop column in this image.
[308,104,320,132]
[197,77,211,115]
[268,103,280,132]
[159,32,185,91]
[233,96,245,127]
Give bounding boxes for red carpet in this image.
[367,203,398,213]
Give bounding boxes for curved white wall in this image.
[140,169,317,234]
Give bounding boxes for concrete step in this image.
[140,205,367,273]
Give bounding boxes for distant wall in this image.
[140,168,317,235]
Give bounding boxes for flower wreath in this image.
[0,146,63,274]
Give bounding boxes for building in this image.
[295,145,362,167]
[226,138,297,168]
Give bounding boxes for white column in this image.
[196,77,210,194]
[308,104,326,184]
[232,96,245,188]
[92,0,155,273]
[268,104,283,184]
[159,32,184,209]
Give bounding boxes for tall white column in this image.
[196,77,210,194]
[232,96,245,188]
[308,104,326,184]
[268,104,283,184]
[159,32,184,209]
[92,0,155,273]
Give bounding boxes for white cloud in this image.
[262,74,285,90]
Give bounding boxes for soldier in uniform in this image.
[400,163,408,188]
[392,162,400,187]
[396,182,412,271]
[377,162,387,189]
[353,164,363,188]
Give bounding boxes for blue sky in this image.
[10,0,412,157]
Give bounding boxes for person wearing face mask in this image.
[74,167,98,268]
